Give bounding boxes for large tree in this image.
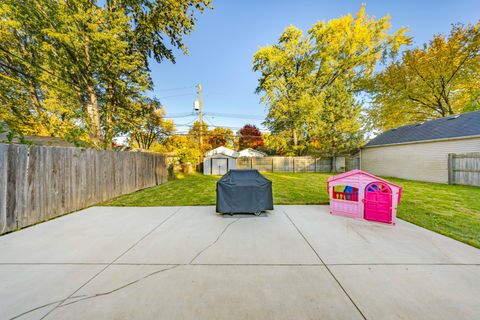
[253,5,409,154]
[253,25,313,146]
[307,82,364,167]
[238,124,264,150]
[129,99,174,150]
[0,0,211,148]
[188,120,211,151]
[368,22,480,131]
[162,135,201,165]
[208,127,235,149]
[0,2,82,138]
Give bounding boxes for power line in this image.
[164,112,195,118]
[182,124,244,130]
[204,112,265,120]
[165,112,265,120]
[175,125,265,131]
[156,86,192,92]
[0,61,75,96]
[168,115,267,131]
[159,93,195,99]
[204,116,216,128]
[204,115,266,130]
[0,46,82,91]
[171,133,275,139]
[174,118,199,127]
[176,122,244,130]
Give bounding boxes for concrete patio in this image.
[1,205,479,320]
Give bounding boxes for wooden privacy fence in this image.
[236,156,359,173]
[0,144,167,235]
[448,153,480,186]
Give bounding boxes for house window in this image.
[333,185,359,201]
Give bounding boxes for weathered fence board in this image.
[0,144,167,234]
[236,156,359,173]
[449,153,480,186]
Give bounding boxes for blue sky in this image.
[149,0,480,133]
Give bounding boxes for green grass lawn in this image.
[101,172,480,248]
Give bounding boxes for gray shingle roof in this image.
[365,110,480,147]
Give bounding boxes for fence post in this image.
[448,153,454,185]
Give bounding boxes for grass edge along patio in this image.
[102,172,480,249]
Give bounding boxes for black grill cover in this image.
[216,169,273,214]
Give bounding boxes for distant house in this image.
[0,122,75,147]
[204,146,239,175]
[361,111,480,183]
[238,148,266,157]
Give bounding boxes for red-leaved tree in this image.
[238,124,264,149]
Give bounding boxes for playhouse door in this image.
[364,182,392,223]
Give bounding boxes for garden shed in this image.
[203,146,239,175]
[361,111,480,184]
[238,148,266,157]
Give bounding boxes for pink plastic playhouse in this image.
[327,170,402,224]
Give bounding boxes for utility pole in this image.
[196,83,203,150]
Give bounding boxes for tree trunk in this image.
[331,156,337,173]
[84,39,102,148]
[28,86,48,135]
[104,112,113,149]
[104,84,115,149]
[331,141,337,173]
[292,129,298,146]
[86,84,102,148]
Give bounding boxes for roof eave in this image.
[363,134,480,149]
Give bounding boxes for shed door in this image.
[212,158,228,175]
[364,182,392,223]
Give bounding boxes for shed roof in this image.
[365,110,480,147]
[205,146,239,158]
[238,148,266,157]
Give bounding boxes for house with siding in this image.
[361,110,480,184]
[0,122,75,147]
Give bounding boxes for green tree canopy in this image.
[188,120,211,151]
[307,83,364,156]
[163,135,201,164]
[129,99,174,150]
[253,4,409,155]
[208,127,235,149]
[368,21,480,131]
[0,0,211,148]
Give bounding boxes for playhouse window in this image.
[333,185,359,202]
